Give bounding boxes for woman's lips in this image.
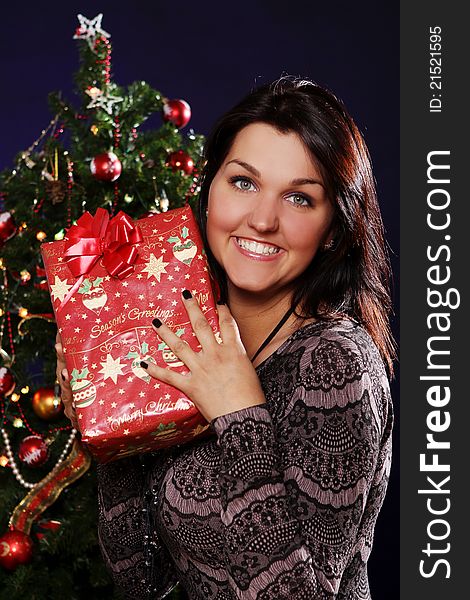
[232,236,284,261]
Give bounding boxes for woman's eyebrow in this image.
[225,159,324,188]
[226,159,260,177]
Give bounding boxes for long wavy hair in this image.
[196,76,396,375]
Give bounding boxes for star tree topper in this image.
[73,13,110,52]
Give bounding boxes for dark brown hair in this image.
[196,76,396,374]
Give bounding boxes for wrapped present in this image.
[41,205,219,463]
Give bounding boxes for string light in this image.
[0,455,8,467]
[36,231,47,241]
[18,308,29,318]
[10,394,20,403]
[13,418,23,428]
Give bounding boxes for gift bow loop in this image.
[64,208,142,280]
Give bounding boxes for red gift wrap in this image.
[41,205,219,462]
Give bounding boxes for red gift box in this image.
[41,205,219,463]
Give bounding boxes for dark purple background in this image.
[0,2,399,596]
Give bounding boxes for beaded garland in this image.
[1,427,77,490]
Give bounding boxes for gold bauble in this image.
[32,387,64,421]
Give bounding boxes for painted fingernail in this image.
[140,361,148,369]
[216,300,226,305]
[182,289,192,299]
[152,318,162,328]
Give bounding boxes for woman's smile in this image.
[233,236,284,260]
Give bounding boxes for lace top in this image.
[97,318,393,599]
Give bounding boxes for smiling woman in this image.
[57,76,396,599]
[206,122,335,309]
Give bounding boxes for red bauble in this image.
[18,435,49,467]
[90,152,122,182]
[34,265,49,291]
[0,367,15,397]
[0,211,17,245]
[162,99,191,128]
[35,519,61,541]
[0,529,33,570]
[32,387,64,421]
[167,150,194,175]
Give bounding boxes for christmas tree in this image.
[0,13,202,599]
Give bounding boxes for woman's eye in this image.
[229,176,256,192]
[286,194,311,207]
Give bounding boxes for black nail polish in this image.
[216,300,226,306]
[182,289,192,300]
[140,361,149,369]
[152,318,162,328]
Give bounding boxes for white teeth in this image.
[237,238,280,255]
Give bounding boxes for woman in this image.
[57,76,395,599]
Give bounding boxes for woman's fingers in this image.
[55,330,78,428]
[152,322,197,371]
[140,360,191,395]
[215,302,244,348]
[180,290,218,351]
[59,368,78,429]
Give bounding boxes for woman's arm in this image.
[56,332,179,599]
[97,452,179,600]
[210,328,393,599]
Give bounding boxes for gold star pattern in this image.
[50,275,73,302]
[142,254,169,281]
[99,354,125,384]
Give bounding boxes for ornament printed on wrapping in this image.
[78,277,107,314]
[158,328,186,368]
[71,367,97,409]
[168,226,197,266]
[126,341,157,384]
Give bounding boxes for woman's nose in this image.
[246,194,279,232]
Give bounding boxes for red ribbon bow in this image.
[64,208,142,279]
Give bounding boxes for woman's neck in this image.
[226,285,297,360]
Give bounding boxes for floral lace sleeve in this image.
[210,326,393,599]
[96,453,179,599]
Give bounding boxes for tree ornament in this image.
[73,13,110,52]
[45,180,66,204]
[0,211,17,246]
[162,99,191,128]
[35,519,61,541]
[86,89,123,115]
[34,265,49,291]
[32,387,64,421]
[18,435,49,467]
[0,528,33,570]
[90,152,122,182]
[167,150,194,175]
[0,367,15,397]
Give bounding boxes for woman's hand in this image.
[55,331,78,429]
[141,291,266,423]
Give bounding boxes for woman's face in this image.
[206,122,335,299]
